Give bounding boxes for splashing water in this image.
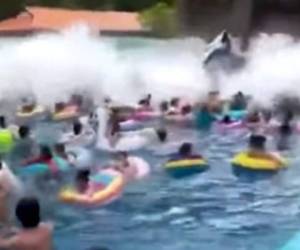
[0,25,299,108]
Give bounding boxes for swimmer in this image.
[73,121,83,136]
[137,94,152,112]
[159,101,169,115]
[246,111,261,123]
[0,116,6,129]
[177,142,202,159]
[113,151,138,182]
[247,134,284,165]
[221,115,232,124]
[156,128,168,143]
[168,98,180,114]
[12,126,37,161]
[106,109,121,147]
[0,197,53,250]
[23,145,53,166]
[180,105,192,116]
[75,170,94,195]
[230,91,247,111]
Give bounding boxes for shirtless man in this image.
[0,197,53,250]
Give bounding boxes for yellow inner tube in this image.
[232,152,287,171]
[59,174,124,206]
[17,106,45,118]
[165,158,207,169]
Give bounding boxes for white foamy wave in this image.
[0,25,299,107]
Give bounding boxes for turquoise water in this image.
[17,123,300,250]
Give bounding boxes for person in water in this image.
[23,145,53,166]
[12,126,37,162]
[247,134,284,164]
[106,109,121,147]
[168,98,180,115]
[54,143,68,160]
[75,169,93,195]
[0,116,7,129]
[138,94,152,110]
[221,115,232,124]
[176,142,201,159]
[0,197,53,250]
[156,128,168,143]
[230,91,247,111]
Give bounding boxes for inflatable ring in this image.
[17,105,45,118]
[18,157,70,176]
[227,110,247,121]
[53,106,79,121]
[165,157,208,178]
[232,152,286,171]
[0,129,14,154]
[59,171,124,206]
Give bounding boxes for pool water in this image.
[18,123,300,250]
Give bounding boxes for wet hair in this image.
[0,116,6,129]
[179,143,193,157]
[156,128,167,142]
[16,197,40,228]
[76,170,90,183]
[19,125,30,139]
[222,115,231,124]
[249,134,266,150]
[279,123,292,135]
[160,101,169,112]
[40,145,53,160]
[181,105,192,115]
[55,102,65,112]
[73,122,83,135]
[170,98,180,107]
[0,161,3,170]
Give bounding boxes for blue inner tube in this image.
[18,157,70,176]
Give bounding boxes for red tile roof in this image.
[0,7,143,34]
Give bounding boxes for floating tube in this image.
[279,232,300,250]
[120,119,143,132]
[59,169,124,206]
[232,152,286,171]
[18,157,70,177]
[95,108,156,152]
[131,111,161,121]
[122,156,150,182]
[52,106,79,121]
[164,115,193,126]
[214,120,244,131]
[0,129,14,154]
[165,156,208,178]
[16,105,46,119]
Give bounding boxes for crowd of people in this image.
[0,90,294,249]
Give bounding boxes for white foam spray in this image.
[0,25,299,108]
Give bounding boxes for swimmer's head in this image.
[54,143,66,155]
[170,98,180,107]
[40,145,53,160]
[222,115,231,124]
[249,134,266,150]
[156,128,168,142]
[73,122,83,135]
[55,102,65,112]
[16,197,40,228]
[160,101,169,112]
[76,169,90,192]
[19,125,30,139]
[0,116,6,129]
[181,105,192,115]
[179,143,193,157]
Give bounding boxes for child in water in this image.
[247,134,284,165]
[0,197,53,250]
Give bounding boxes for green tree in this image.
[0,0,25,20]
[140,2,177,37]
